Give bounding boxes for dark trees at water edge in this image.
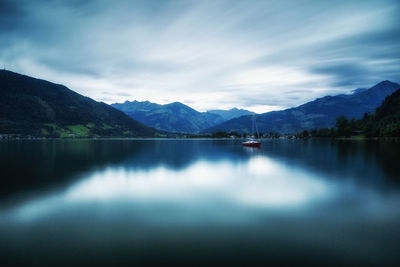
[298,88,400,138]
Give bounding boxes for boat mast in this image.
[251,115,255,137]
[251,115,259,138]
[255,116,259,138]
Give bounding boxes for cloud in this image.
[0,0,399,112]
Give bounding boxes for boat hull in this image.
[242,141,261,147]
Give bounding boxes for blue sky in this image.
[1,0,399,113]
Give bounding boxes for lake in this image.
[1,139,400,266]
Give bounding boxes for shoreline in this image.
[1,136,400,141]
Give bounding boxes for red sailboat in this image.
[242,115,261,147]
[242,139,261,147]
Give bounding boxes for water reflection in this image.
[8,155,333,224]
[1,139,400,266]
[69,156,330,204]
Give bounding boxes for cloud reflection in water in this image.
[67,155,329,205]
[9,155,333,223]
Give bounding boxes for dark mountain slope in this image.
[0,70,158,137]
[375,89,400,121]
[111,100,161,114]
[204,80,400,134]
[206,108,254,121]
[112,100,255,133]
[363,88,400,137]
[113,101,217,133]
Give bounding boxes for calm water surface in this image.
[0,139,399,266]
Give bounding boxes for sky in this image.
[1,0,399,113]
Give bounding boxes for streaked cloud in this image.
[1,0,399,113]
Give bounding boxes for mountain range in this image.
[0,70,158,137]
[1,70,399,137]
[204,80,400,134]
[111,100,254,133]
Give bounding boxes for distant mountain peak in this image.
[204,80,400,134]
[167,101,185,106]
[206,108,255,121]
[111,100,255,133]
[374,80,399,88]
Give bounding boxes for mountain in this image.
[310,88,400,138]
[362,88,400,137]
[201,112,225,126]
[205,108,255,121]
[112,100,217,133]
[111,100,161,114]
[375,89,400,122]
[204,80,400,134]
[111,100,255,133]
[0,70,158,137]
[351,88,368,94]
